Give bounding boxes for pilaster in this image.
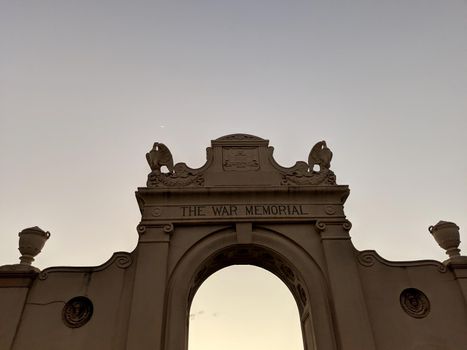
[448,260,467,308]
[318,220,376,350]
[126,224,173,350]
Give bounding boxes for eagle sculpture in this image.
[146,142,174,174]
[308,141,332,172]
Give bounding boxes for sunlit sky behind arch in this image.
[189,265,303,350]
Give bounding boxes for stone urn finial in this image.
[18,226,50,266]
[429,221,461,259]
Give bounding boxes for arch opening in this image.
[188,265,305,350]
[187,245,310,316]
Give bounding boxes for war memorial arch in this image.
[1,134,467,350]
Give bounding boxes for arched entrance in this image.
[163,227,337,350]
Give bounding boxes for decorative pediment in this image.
[213,133,267,142]
[145,134,337,188]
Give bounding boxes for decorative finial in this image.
[429,221,466,263]
[308,141,333,172]
[146,142,174,174]
[0,226,51,272]
[18,226,50,266]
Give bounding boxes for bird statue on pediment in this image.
[308,141,333,173]
[146,142,174,174]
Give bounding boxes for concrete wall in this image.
[3,229,467,350]
[1,253,135,350]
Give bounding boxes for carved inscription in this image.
[223,147,259,171]
[181,204,308,217]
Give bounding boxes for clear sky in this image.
[1,1,466,349]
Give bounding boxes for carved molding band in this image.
[0,264,40,273]
[357,250,447,273]
[400,288,430,318]
[38,252,133,280]
[215,134,265,141]
[147,171,204,188]
[62,296,93,328]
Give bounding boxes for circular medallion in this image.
[62,296,93,328]
[400,288,430,318]
[325,205,336,215]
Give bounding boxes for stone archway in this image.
[126,134,376,350]
[163,226,338,350]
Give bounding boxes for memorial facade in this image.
[1,134,467,350]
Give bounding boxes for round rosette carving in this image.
[400,288,430,318]
[324,205,336,215]
[62,296,93,328]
